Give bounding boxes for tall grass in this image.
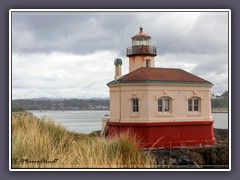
[12,112,156,168]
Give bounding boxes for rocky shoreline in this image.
[146,128,229,169]
[93,128,229,169]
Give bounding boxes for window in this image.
[158,98,163,112]
[194,98,199,111]
[165,98,170,111]
[188,97,200,112]
[158,97,171,112]
[188,99,192,111]
[132,98,139,112]
[146,59,150,67]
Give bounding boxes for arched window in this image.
[188,97,200,112]
[158,97,171,112]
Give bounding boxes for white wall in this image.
[109,83,212,123]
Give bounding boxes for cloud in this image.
[12,13,138,56]
[12,51,120,99]
[11,11,229,99]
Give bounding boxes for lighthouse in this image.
[102,27,216,148]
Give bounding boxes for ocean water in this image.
[29,110,109,134]
[29,110,229,134]
[212,113,229,129]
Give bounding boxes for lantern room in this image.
[132,27,151,46]
[126,27,157,57]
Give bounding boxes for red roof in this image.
[132,31,151,38]
[120,67,211,83]
[132,27,151,38]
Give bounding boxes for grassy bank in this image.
[11,112,156,168]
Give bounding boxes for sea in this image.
[29,110,229,134]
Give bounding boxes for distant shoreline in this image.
[212,108,228,113]
[212,111,228,113]
[28,109,228,114]
[28,109,110,111]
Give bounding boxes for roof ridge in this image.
[117,67,211,84]
[141,67,182,70]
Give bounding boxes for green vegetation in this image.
[211,91,228,111]
[12,112,155,168]
[12,98,109,110]
[212,98,228,108]
[12,106,26,112]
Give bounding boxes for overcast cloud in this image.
[11,11,229,99]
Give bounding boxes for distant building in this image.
[102,27,215,148]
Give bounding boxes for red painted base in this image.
[107,121,216,148]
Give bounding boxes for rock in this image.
[177,155,192,165]
[146,128,229,169]
[169,158,177,165]
[189,151,205,165]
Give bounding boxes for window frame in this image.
[132,98,139,112]
[188,97,200,112]
[158,98,163,112]
[158,96,171,113]
[146,59,150,67]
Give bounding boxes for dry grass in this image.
[11,112,156,168]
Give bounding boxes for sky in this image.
[11,10,229,99]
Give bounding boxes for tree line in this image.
[12,98,110,111]
[211,91,228,109]
[12,91,228,112]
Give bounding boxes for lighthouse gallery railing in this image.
[126,45,157,56]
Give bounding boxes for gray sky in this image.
[11,11,229,99]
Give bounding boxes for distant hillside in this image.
[12,91,228,111]
[211,91,228,112]
[12,98,109,110]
